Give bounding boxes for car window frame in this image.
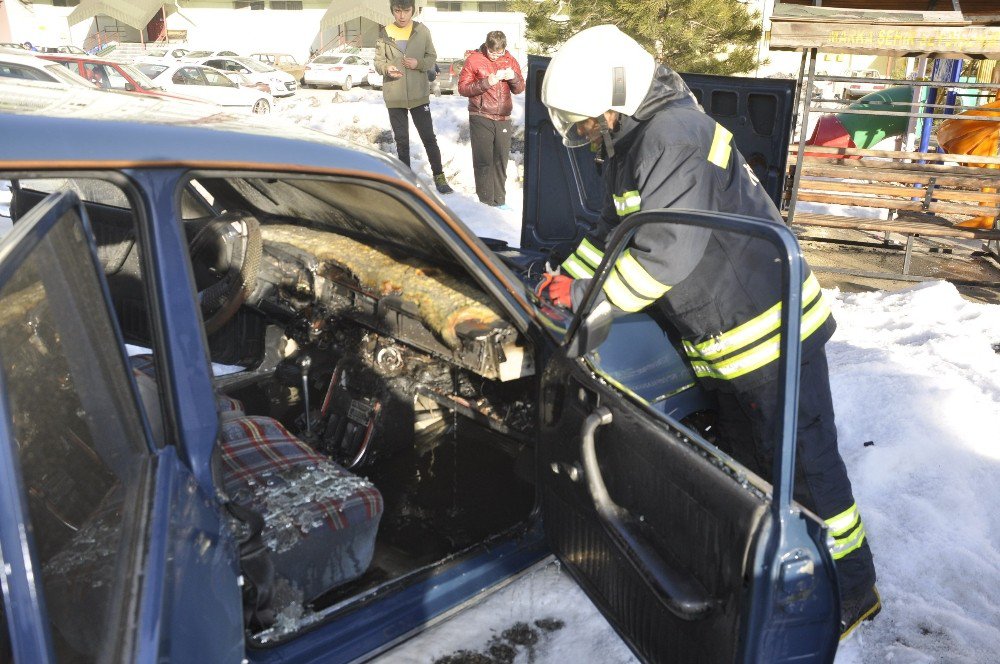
[0,187,158,664]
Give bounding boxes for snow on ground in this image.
[4,87,998,663]
[282,88,999,664]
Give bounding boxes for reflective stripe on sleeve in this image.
[613,190,642,216]
[615,249,670,300]
[576,238,604,269]
[560,238,605,278]
[708,123,733,169]
[603,267,656,312]
[561,255,595,279]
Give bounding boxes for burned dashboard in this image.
[248,224,534,383]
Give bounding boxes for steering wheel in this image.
[188,211,263,335]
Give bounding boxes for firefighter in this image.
[537,24,880,639]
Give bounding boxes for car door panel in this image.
[540,210,839,663]
[541,366,769,661]
[0,189,244,663]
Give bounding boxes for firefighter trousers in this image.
[713,347,877,601]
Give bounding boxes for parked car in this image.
[197,56,297,96]
[0,54,842,663]
[39,53,207,103]
[365,58,383,88]
[302,53,370,91]
[37,44,88,55]
[841,69,887,100]
[0,50,97,88]
[140,46,190,61]
[137,61,272,114]
[249,51,305,82]
[432,56,465,96]
[184,49,241,59]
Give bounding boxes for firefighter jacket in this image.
[374,21,437,109]
[562,64,836,391]
[458,45,525,121]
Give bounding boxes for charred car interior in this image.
[6,172,547,647]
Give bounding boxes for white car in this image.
[303,54,371,91]
[140,47,190,61]
[137,62,272,114]
[183,49,241,60]
[0,50,97,89]
[197,56,297,97]
[366,59,383,89]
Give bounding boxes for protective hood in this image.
[611,64,700,145]
[634,64,699,119]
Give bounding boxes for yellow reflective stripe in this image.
[616,249,670,300]
[689,274,823,361]
[826,502,861,537]
[829,524,867,560]
[561,255,595,279]
[603,268,655,312]
[577,238,605,269]
[685,294,832,380]
[708,123,733,168]
[613,190,642,216]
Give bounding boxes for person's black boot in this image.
[840,584,881,641]
[434,173,453,194]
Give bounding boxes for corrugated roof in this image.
[320,0,392,31]
[67,1,177,29]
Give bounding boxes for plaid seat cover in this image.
[219,415,383,598]
[218,415,383,533]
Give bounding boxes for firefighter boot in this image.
[840,584,881,641]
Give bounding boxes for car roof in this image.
[0,50,53,66]
[39,53,126,66]
[0,79,403,178]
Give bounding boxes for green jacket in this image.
[374,21,437,109]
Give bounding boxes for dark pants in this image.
[714,348,877,600]
[469,114,512,206]
[387,104,444,176]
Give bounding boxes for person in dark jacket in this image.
[458,31,525,209]
[374,0,452,194]
[538,24,880,640]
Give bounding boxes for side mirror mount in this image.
[566,300,614,358]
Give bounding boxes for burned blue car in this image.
[0,64,839,664]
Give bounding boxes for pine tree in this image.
[509,0,763,75]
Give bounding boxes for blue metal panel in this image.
[0,353,55,664]
[249,528,549,664]
[126,168,221,494]
[135,446,244,664]
[0,113,401,181]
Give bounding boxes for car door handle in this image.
[580,407,714,620]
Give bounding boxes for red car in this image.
[39,53,204,103]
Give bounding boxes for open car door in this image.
[0,189,243,663]
[538,209,839,663]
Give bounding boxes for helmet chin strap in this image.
[596,113,617,162]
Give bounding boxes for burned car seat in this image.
[130,355,383,601]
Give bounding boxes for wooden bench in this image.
[785,145,1000,280]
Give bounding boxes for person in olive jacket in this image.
[374,0,452,194]
[458,31,524,209]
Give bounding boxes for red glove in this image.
[535,273,574,308]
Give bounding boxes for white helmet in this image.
[541,25,656,148]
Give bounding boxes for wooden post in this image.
[786,48,817,226]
